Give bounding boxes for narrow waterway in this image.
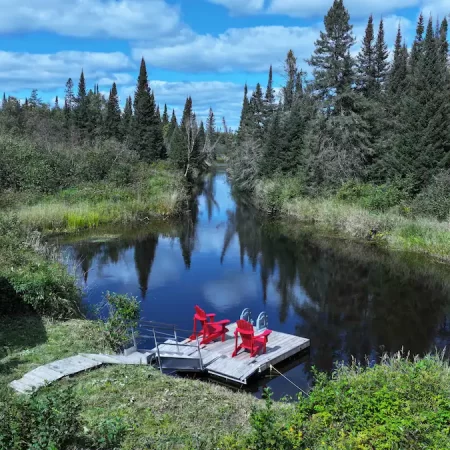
[59,171,450,398]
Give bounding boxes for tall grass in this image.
[7,167,188,233]
[254,178,450,260]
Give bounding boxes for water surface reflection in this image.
[59,172,450,398]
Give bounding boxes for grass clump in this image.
[225,354,450,449]
[0,217,81,319]
[1,319,258,450]
[9,163,187,233]
[254,177,450,260]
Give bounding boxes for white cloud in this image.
[269,0,419,18]
[121,79,245,127]
[0,0,183,39]
[207,0,265,15]
[0,50,132,92]
[132,26,319,73]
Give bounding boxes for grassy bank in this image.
[0,318,259,449]
[4,163,187,234]
[254,178,450,260]
[3,319,450,448]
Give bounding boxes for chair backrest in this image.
[236,319,254,346]
[195,305,206,320]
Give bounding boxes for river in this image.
[57,171,450,398]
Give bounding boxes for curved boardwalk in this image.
[10,352,151,394]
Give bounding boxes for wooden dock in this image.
[157,323,310,384]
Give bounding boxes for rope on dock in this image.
[269,364,309,397]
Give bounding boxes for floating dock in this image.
[155,322,310,384]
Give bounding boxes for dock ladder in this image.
[133,321,205,373]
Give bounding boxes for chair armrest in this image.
[216,319,231,326]
[206,313,216,322]
[256,329,272,338]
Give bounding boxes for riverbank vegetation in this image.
[3,317,450,448]
[228,0,450,259]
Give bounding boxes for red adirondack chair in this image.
[232,319,272,358]
[190,305,230,344]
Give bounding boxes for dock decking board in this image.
[174,322,310,384]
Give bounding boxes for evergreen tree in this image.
[249,83,265,139]
[198,121,206,153]
[122,96,133,140]
[2,93,6,109]
[308,0,356,114]
[410,13,425,68]
[388,26,408,95]
[130,58,164,162]
[54,96,60,110]
[265,65,275,105]
[238,83,251,137]
[356,15,376,97]
[374,18,389,91]
[105,82,122,140]
[75,70,89,135]
[306,0,370,186]
[282,50,298,110]
[206,107,216,141]
[162,104,169,127]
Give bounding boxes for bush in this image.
[0,216,81,318]
[412,170,450,221]
[0,387,81,450]
[96,292,141,352]
[337,180,404,212]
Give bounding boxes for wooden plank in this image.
[47,355,102,375]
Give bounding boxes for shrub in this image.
[90,416,130,450]
[0,216,81,318]
[412,170,450,221]
[337,180,404,212]
[96,292,141,352]
[0,387,81,450]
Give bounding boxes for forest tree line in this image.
[229,0,450,220]
[0,58,225,193]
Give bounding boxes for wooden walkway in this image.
[164,323,310,384]
[9,352,151,394]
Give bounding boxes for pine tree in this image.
[374,18,389,91]
[162,104,169,127]
[54,96,60,110]
[198,121,206,152]
[105,82,122,140]
[308,0,356,114]
[75,70,89,136]
[249,83,264,139]
[64,78,75,132]
[411,13,425,68]
[130,58,164,162]
[282,50,298,110]
[265,65,275,105]
[357,15,376,97]
[2,93,6,109]
[306,0,370,186]
[206,107,216,140]
[388,26,408,96]
[238,83,251,137]
[122,96,133,140]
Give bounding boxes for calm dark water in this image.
[58,172,450,398]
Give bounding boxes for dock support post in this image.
[152,328,162,373]
[196,337,203,371]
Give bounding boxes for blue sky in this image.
[1,0,447,128]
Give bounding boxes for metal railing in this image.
[133,320,204,373]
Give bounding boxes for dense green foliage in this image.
[0,387,82,450]
[225,354,450,449]
[229,0,450,223]
[96,292,140,352]
[0,217,81,318]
